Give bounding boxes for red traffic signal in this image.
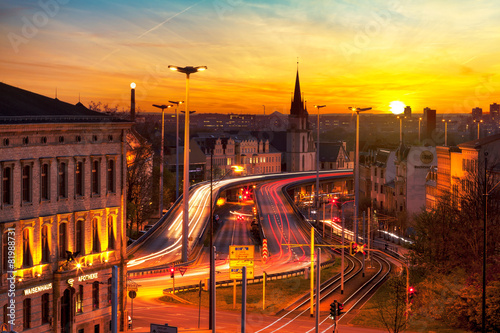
[170,267,175,278]
[349,242,358,256]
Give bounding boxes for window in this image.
[58,162,67,198]
[75,220,84,255]
[59,223,67,260]
[92,281,99,310]
[41,293,50,324]
[76,285,83,313]
[2,166,13,205]
[23,298,31,329]
[92,160,100,195]
[92,218,100,253]
[107,217,114,250]
[22,164,32,202]
[107,277,112,305]
[75,161,83,197]
[2,233,7,271]
[41,225,50,263]
[107,159,115,193]
[23,229,32,267]
[3,304,8,327]
[41,163,50,200]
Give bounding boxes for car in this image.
[237,215,244,222]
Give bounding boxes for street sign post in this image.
[229,245,254,260]
[229,245,255,279]
[229,267,254,279]
[150,323,177,333]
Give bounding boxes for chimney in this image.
[130,82,136,122]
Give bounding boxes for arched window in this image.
[41,163,49,200]
[2,166,12,205]
[76,285,83,313]
[23,298,31,329]
[75,161,83,197]
[92,281,99,310]
[41,293,50,323]
[41,225,49,263]
[107,217,114,250]
[59,223,67,260]
[75,220,84,255]
[58,162,67,198]
[92,219,100,253]
[22,164,32,202]
[92,160,100,195]
[23,229,32,267]
[107,159,115,193]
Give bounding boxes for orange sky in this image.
[1,1,500,115]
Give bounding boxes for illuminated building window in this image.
[41,293,50,324]
[58,162,67,199]
[107,159,115,193]
[2,166,13,205]
[22,164,32,202]
[23,228,32,267]
[59,223,67,260]
[75,220,84,255]
[107,217,114,250]
[41,225,50,263]
[92,218,100,253]
[92,281,99,310]
[41,163,50,200]
[75,161,84,197]
[76,285,83,313]
[23,298,31,329]
[92,160,100,195]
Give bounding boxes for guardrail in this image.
[162,259,336,294]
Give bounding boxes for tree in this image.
[375,275,409,333]
[126,131,155,236]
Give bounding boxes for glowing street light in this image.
[152,104,173,217]
[168,65,207,263]
[418,117,422,143]
[314,105,326,230]
[474,119,483,140]
[169,100,184,201]
[348,106,372,244]
[442,119,450,146]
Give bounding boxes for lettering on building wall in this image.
[78,272,98,282]
[24,283,53,295]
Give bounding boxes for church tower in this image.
[286,68,316,172]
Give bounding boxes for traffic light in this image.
[170,267,174,278]
[408,286,415,301]
[337,302,344,315]
[349,242,358,256]
[330,301,336,319]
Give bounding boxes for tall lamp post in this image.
[209,160,242,331]
[474,119,483,140]
[169,65,207,262]
[442,119,450,146]
[418,117,422,143]
[169,100,184,200]
[152,104,173,218]
[348,106,372,243]
[314,105,326,229]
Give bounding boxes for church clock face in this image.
[420,150,433,164]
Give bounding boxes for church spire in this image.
[290,68,305,117]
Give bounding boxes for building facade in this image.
[0,83,131,332]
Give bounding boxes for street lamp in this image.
[169,100,184,201]
[152,104,173,218]
[474,119,483,140]
[442,119,450,146]
[209,159,242,332]
[348,106,372,244]
[314,105,326,230]
[169,65,207,263]
[418,117,422,143]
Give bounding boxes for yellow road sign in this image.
[229,266,254,279]
[229,245,254,260]
[229,259,254,267]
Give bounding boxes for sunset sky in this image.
[1,0,500,115]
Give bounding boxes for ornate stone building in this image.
[0,83,131,332]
